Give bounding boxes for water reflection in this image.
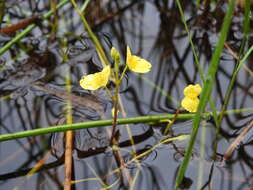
[1,0,253,189]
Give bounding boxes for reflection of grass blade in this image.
[138,74,178,106]
[133,135,189,161]
[0,0,69,55]
[32,83,104,114]
[173,0,236,189]
[196,120,207,189]
[13,151,51,190]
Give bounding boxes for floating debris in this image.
[223,119,253,161]
[31,82,105,115]
[0,15,41,35]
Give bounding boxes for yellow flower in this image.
[181,97,199,113]
[80,66,110,90]
[183,84,202,98]
[181,84,202,113]
[126,46,152,73]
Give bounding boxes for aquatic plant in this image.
[126,46,152,73]
[181,84,202,113]
[79,46,152,91]
[79,65,111,90]
[1,1,253,190]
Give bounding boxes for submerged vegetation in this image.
[1,0,253,190]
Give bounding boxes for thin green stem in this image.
[70,0,109,67]
[175,0,204,82]
[80,0,91,12]
[119,64,128,83]
[1,107,253,142]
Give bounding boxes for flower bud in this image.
[111,47,120,62]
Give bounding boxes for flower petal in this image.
[181,97,199,113]
[127,46,132,59]
[126,46,152,73]
[80,66,110,90]
[183,84,202,98]
[100,65,111,85]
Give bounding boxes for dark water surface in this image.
[1,0,253,189]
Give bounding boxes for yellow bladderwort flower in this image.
[126,46,152,73]
[183,84,202,98]
[80,66,111,90]
[181,96,199,113]
[181,84,202,113]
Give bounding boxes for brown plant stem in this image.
[0,15,41,35]
[64,130,74,190]
[64,69,74,190]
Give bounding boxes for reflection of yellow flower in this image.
[181,84,202,112]
[126,46,152,73]
[80,66,110,90]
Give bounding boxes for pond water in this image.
[1,0,253,189]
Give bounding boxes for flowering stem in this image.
[110,82,120,145]
[112,59,120,134]
[110,49,133,184]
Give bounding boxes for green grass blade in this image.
[173,0,236,189]
[81,0,91,12]
[218,0,251,125]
